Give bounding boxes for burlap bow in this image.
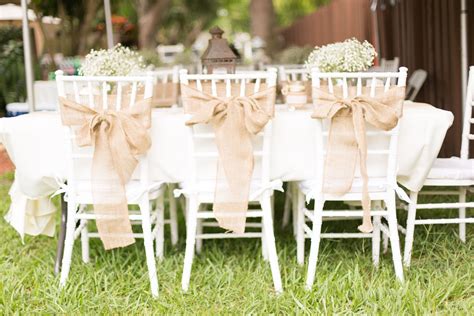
[59,96,152,249]
[312,85,405,233]
[181,83,276,233]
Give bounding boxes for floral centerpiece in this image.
[79,44,144,76]
[305,38,377,73]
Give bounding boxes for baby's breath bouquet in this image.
[79,44,144,76]
[305,38,377,73]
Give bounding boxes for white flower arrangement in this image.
[305,38,377,73]
[79,44,144,77]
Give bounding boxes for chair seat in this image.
[426,157,474,181]
[65,180,164,204]
[177,179,280,203]
[298,177,389,201]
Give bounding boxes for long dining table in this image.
[0,101,453,251]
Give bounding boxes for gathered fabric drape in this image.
[312,85,405,232]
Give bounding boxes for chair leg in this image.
[54,194,68,275]
[261,214,268,261]
[386,193,404,282]
[80,219,90,263]
[139,198,159,298]
[59,201,77,287]
[372,215,381,267]
[168,185,179,246]
[459,187,467,243]
[305,198,324,290]
[155,194,165,260]
[182,198,199,292]
[196,204,206,254]
[282,183,292,229]
[195,219,203,254]
[292,183,299,237]
[296,189,305,266]
[261,196,282,294]
[403,191,418,267]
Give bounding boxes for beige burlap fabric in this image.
[181,82,276,233]
[312,85,405,232]
[59,95,152,249]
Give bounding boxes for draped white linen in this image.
[0,101,454,238]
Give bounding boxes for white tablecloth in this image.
[0,102,454,238]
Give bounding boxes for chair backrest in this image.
[156,44,184,64]
[55,70,154,192]
[380,57,400,72]
[460,66,474,159]
[147,66,181,107]
[310,67,408,192]
[179,68,277,193]
[406,69,427,101]
[148,65,180,84]
[277,65,308,82]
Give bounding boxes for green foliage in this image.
[275,45,314,64]
[140,50,163,67]
[0,27,26,113]
[274,0,332,27]
[172,49,197,65]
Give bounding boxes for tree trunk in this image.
[249,0,277,54]
[77,0,103,55]
[137,0,172,49]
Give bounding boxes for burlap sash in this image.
[151,82,179,107]
[181,83,276,233]
[312,85,405,232]
[59,95,152,249]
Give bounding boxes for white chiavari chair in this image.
[402,66,474,267]
[295,67,408,289]
[278,65,309,83]
[55,71,165,297]
[177,68,283,293]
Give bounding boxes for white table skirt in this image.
[0,101,454,238]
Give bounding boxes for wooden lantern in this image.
[201,26,237,74]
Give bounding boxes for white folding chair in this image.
[178,68,283,293]
[405,69,427,101]
[55,71,165,297]
[402,66,474,267]
[296,67,408,289]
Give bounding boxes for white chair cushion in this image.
[298,177,388,196]
[178,179,282,202]
[427,157,474,180]
[66,180,164,204]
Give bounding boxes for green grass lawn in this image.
[0,172,472,314]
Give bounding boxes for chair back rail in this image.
[460,66,474,159]
[278,65,309,82]
[179,68,277,196]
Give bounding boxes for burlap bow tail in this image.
[59,96,152,249]
[312,86,405,233]
[181,84,275,233]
